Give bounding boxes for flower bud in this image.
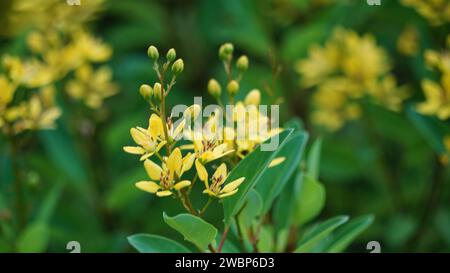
[147,45,159,60]
[166,48,176,62]
[244,89,261,106]
[207,79,222,98]
[139,84,153,100]
[172,59,184,75]
[227,80,239,96]
[219,43,234,60]
[153,82,162,100]
[236,55,249,71]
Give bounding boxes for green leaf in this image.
[257,225,275,253]
[37,184,63,222]
[236,189,263,251]
[307,138,322,180]
[322,215,374,253]
[273,169,303,231]
[293,175,326,226]
[17,222,49,253]
[128,234,191,253]
[256,132,308,215]
[407,105,449,154]
[294,215,349,253]
[163,212,217,251]
[222,130,293,225]
[237,189,263,231]
[284,117,304,131]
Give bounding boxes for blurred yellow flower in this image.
[417,37,450,120]
[297,27,407,131]
[200,163,245,199]
[136,148,195,197]
[397,25,420,56]
[66,64,118,109]
[401,0,450,26]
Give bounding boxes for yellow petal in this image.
[195,160,208,182]
[139,153,152,161]
[167,148,182,174]
[202,189,217,197]
[213,163,227,181]
[130,128,147,146]
[221,177,245,193]
[179,144,195,150]
[149,114,163,138]
[174,180,191,190]
[155,140,167,152]
[172,119,186,139]
[268,157,286,168]
[136,181,161,194]
[144,159,163,180]
[123,146,145,155]
[218,189,238,198]
[181,153,195,174]
[156,190,173,197]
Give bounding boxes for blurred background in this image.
[0,0,449,252]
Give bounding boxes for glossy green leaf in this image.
[163,212,217,251]
[274,169,303,231]
[222,130,293,225]
[322,215,374,253]
[128,234,191,253]
[307,138,322,180]
[293,175,326,226]
[295,215,348,253]
[256,132,308,215]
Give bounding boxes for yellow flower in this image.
[199,163,245,199]
[400,0,450,26]
[123,114,167,161]
[416,78,450,119]
[297,27,407,131]
[397,25,419,56]
[230,102,282,157]
[66,64,118,109]
[136,148,195,197]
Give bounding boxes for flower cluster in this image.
[206,44,282,159]
[124,45,250,202]
[400,0,450,26]
[416,35,450,120]
[296,27,409,131]
[0,1,117,135]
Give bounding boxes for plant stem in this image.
[180,189,198,216]
[199,197,213,216]
[406,156,445,251]
[157,66,172,155]
[217,225,230,253]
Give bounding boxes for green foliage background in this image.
[0,0,449,252]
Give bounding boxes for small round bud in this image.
[219,43,234,60]
[236,55,249,71]
[245,89,261,106]
[139,84,153,100]
[153,83,162,100]
[227,80,239,96]
[172,59,184,75]
[207,79,222,98]
[166,48,176,62]
[147,45,159,60]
